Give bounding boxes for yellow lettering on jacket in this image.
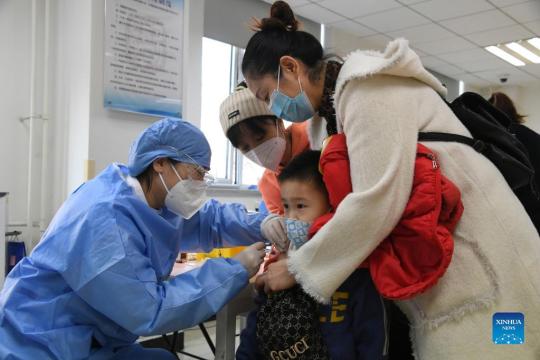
[320,291,349,323]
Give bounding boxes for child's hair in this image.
[278,150,327,196]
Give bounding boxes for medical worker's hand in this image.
[261,214,288,252]
[234,242,266,278]
[255,258,297,294]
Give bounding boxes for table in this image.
[215,285,256,359]
[170,261,257,360]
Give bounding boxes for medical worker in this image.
[0,118,267,359]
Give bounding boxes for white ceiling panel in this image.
[397,0,430,5]
[500,1,540,23]
[457,57,515,72]
[524,20,540,35]
[440,48,497,64]
[261,0,311,6]
[318,0,400,19]
[474,68,538,85]
[440,10,516,35]
[488,0,531,6]
[388,23,454,43]
[356,7,431,32]
[410,47,428,56]
[357,34,393,50]
[410,0,493,21]
[294,3,343,24]
[414,36,477,55]
[329,20,377,37]
[455,73,494,87]
[522,64,540,76]
[397,0,431,4]
[464,24,534,46]
[264,0,540,87]
[420,56,450,68]
[427,63,465,76]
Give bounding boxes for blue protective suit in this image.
[0,164,265,359]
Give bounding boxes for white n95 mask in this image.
[159,164,208,219]
[244,122,286,171]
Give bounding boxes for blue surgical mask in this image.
[268,66,315,123]
[285,218,311,249]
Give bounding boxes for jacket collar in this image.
[334,38,447,104]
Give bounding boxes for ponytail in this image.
[242,1,324,81]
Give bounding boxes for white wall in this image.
[0,0,32,229]
[207,187,262,212]
[54,0,93,195]
[87,0,159,176]
[0,0,52,249]
[86,0,205,178]
[518,84,540,133]
[52,0,205,190]
[474,84,540,133]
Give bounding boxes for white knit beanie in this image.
[219,85,275,135]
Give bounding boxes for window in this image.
[200,37,265,186]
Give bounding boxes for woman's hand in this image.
[260,214,289,252]
[255,258,297,294]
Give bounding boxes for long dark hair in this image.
[242,1,324,82]
[488,92,527,124]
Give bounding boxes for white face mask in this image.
[244,123,286,171]
[159,163,208,219]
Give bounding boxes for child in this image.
[240,136,463,359]
[254,150,388,360]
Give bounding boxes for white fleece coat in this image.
[291,39,540,359]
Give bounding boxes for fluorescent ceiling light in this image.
[528,37,540,51]
[506,42,540,64]
[485,46,525,66]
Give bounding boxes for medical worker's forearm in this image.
[180,199,265,252]
[76,257,248,336]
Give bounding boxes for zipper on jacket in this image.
[419,152,439,170]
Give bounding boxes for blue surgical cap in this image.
[128,118,211,176]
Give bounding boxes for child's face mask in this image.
[285,218,311,250]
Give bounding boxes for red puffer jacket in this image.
[309,134,464,300]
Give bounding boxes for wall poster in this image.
[104,0,183,117]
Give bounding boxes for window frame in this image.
[201,38,263,188]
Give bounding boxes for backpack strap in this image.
[418,132,489,153]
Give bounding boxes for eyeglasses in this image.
[181,153,215,186]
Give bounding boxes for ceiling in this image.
[262,0,540,87]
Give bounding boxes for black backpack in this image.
[256,286,330,360]
[418,92,540,234]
